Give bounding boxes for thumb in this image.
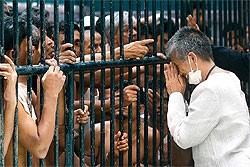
[115,131,121,141]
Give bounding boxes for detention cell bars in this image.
[0,0,249,166]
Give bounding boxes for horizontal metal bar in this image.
[16,57,169,75]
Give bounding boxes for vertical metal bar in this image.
[118,1,125,166]
[79,0,85,62]
[207,0,212,38]
[13,0,19,166]
[79,0,85,166]
[160,0,166,53]
[99,0,106,166]
[136,0,141,166]
[90,0,96,166]
[201,0,206,32]
[234,0,238,47]
[127,1,133,166]
[40,0,46,65]
[117,3,126,167]
[219,0,223,45]
[159,65,165,166]
[223,0,228,46]
[26,0,33,165]
[39,1,46,166]
[143,0,148,40]
[109,0,116,166]
[180,0,187,27]
[151,0,157,166]
[0,0,4,165]
[213,0,217,45]
[228,0,232,47]
[160,1,166,164]
[53,0,59,166]
[175,0,180,31]
[64,0,74,166]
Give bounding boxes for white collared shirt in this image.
[167,71,250,167]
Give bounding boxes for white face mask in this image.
[187,56,202,85]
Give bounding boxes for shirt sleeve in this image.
[167,87,219,149]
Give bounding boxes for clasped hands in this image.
[164,62,186,96]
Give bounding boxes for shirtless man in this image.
[83,85,160,166]
[4,17,66,166]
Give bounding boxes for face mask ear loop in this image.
[188,56,193,72]
[195,55,199,71]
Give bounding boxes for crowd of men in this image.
[1,1,250,166]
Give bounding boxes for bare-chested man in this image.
[83,85,160,166]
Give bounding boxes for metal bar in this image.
[39,1,46,166]
[175,0,180,31]
[228,0,232,47]
[219,0,223,45]
[180,0,187,27]
[118,1,125,166]
[89,0,96,166]
[79,0,85,63]
[151,0,157,165]
[161,0,166,55]
[213,0,217,46]
[109,0,116,166]
[79,0,85,166]
[16,58,169,76]
[26,0,33,165]
[53,0,60,166]
[136,1,141,165]
[128,1,133,166]
[223,0,228,46]
[207,0,212,38]
[64,0,75,166]
[12,0,19,166]
[40,0,46,65]
[159,65,165,166]
[99,0,106,165]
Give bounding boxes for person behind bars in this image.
[164,26,250,166]
[83,84,160,166]
[3,16,66,166]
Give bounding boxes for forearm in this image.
[3,101,16,156]
[37,93,57,149]
[105,152,118,166]
[58,89,65,126]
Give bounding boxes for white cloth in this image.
[18,83,37,121]
[167,71,250,167]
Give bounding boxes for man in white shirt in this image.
[164,26,250,167]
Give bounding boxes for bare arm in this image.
[84,124,101,166]
[1,55,17,156]
[18,66,66,158]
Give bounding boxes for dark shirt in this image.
[212,46,249,82]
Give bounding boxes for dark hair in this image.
[149,18,175,37]
[4,16,39,52]
[59,21,80,33]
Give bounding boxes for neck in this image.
[18,76,29,85]
[201,61,216,81]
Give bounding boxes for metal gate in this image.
[0,0,249,166]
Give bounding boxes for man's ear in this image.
[5,49,14,61]
[187,52,197,63]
